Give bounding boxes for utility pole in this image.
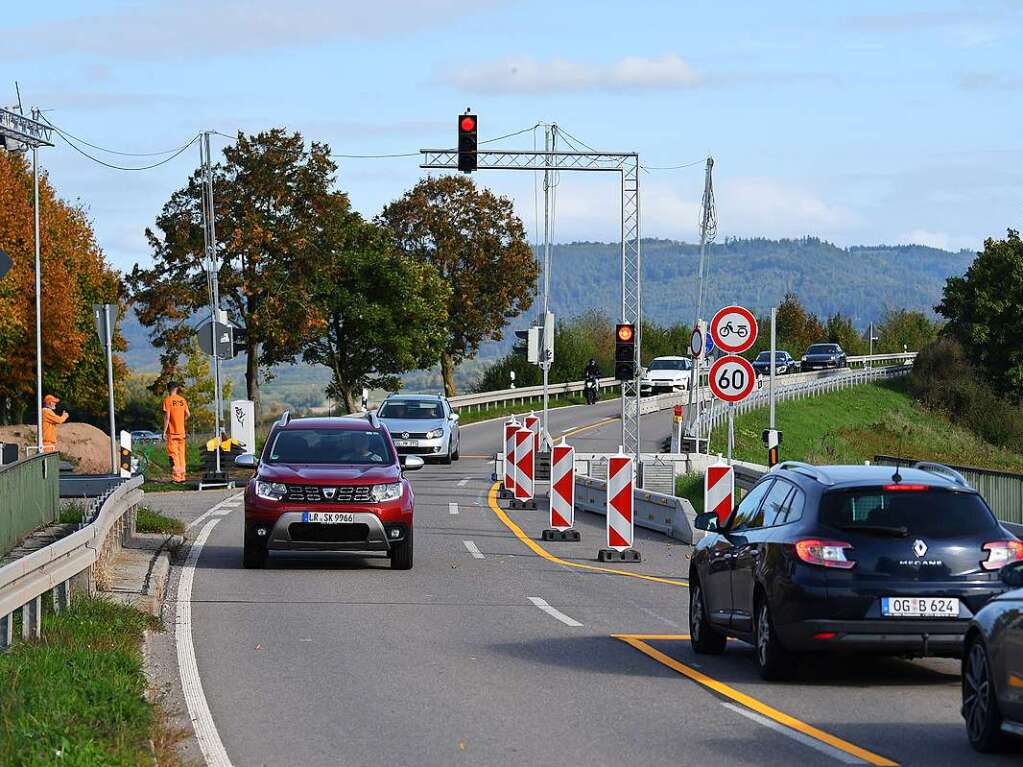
[200,131,223,475]
[540,125,556,451]
[687,156,715,452]
[33,139,42,454]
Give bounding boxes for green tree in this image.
[300,210,450,413]
[937,230,1023,399]
[378,176,537,396]
[874,309,941,354]
[129,129,341,415]
[181,337,233,434]
[825,313,866,355]
[775,292,825,355]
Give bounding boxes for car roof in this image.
[280,416,380,431]
[650,356,688,361]
[773,463,972,491]
[383,393,445,402]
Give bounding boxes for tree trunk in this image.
[440,351,457,397]
[340,386,358,415]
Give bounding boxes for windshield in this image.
[756,352,787,361]
[648,359,690,371]
[378,400,444,420]
[267,429,393,464]
[807,344,836,354]
[820,488,1001,538]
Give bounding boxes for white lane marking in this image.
[449,502,459,515]
[528,597,583,627]
[463,540,485,559]
[176,517,234,767]
[186,493,244,531]
[719,703,866,765]
[457,477,470,487]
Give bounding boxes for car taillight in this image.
[794,539,855,569]
[981,540,1023,570]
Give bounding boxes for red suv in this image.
[235,412,423,570]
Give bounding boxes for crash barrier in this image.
[574,453,695,496]
[575,475,700,544]
[0,454,60,558]
[0,475,143,649]
[692,363,913,438]
[873,455,1023,526]
[448,377,619,413]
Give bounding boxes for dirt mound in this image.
[0,422,115,474]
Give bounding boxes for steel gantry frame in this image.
[420,148,642,462]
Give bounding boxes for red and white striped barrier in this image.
[524,411,540,453]
[705,462,734,526]
[549,441,574,530]
[502,418,519,497]
[598,449,639,561]
[513,426,536,509]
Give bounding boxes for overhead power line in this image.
[39,116,201,171]
[40,117,199,157]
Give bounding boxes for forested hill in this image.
[547,237,973,327]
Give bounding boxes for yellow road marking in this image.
[614,635,898,767]
[487,484,688,587]
[556,416,618,440]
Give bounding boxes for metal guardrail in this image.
[0,475,142,649]
[0,454,60,557]
[448,377,619,412]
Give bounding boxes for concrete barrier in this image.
[575,475,702,544]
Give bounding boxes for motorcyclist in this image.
[583,358,601,405]
[584,358,601,380]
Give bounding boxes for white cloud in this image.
[444,54,704,94]
[901,229,978,252]
[718,178,857,238]
[3,0,494,59]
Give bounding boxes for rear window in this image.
[268,429,393,465]
[819,488,1001,538]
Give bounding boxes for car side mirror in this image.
[234,454,257,469]
[1001,561,1023,589]
[694,511,720,532]
[449,412,459,422]
[402,455,424,471]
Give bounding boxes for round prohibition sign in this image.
[710,305,758,354]
[709,355,757,402]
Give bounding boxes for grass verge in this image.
[675,473,704,513]
[707,377,1023,472]
[135,506,186,536]
[0,596,183,766]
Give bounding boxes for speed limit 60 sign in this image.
[709,355,756,403]
[710,305,758,354]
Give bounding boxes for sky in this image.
[2,0,1022,273]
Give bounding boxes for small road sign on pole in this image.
[709,355,757,403]
[710,305,758,355]
[598,449,641,563]
[705,462,734,526]
[689,327,704,358]
[197,320,234,358]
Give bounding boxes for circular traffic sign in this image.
[709,355,757,403]
[689,327,703,357]
[710,305,758,354]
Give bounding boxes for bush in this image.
[911,338,1023,452]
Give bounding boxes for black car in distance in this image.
[752,350,797,377]
[801,342,847,370]
[689,461,1021,680]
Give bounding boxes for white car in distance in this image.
[639,356,693,396]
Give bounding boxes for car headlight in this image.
[425,428,444,440]
[255,481,287,501]
[371,482,403,502]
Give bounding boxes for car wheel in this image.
[754,596,796,681]
[242,530,267,569]
[390,528,414,570]
[963,635,1005,752]
[690,580,727,655]
[440,443,453,465]
[452,439,460,461]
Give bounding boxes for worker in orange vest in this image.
[41,394,69,454]
[162,381,190,483]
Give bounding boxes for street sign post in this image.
[92,303,118,473]
[710,305,758,355]
[197,320,234,359]
[709,354,757,464]
[689,327,703,358]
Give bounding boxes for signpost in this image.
[708,305,758,464]
[93,303,118,473]
[710,305,758,355]
[197,320,234,358]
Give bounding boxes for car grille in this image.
[284,485,373,503]
[288,523,370,543]
[389,431,430,439]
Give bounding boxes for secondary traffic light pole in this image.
[421,146,643,465]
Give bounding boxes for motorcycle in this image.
[584,375,598,405]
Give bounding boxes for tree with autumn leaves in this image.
[0,151,124,425]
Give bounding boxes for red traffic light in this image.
[616,324,634,343]
[460,115,477,132]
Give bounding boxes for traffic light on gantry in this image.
[615,323,636,381]
[458,112,477,172]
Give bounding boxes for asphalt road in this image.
[149,399,1022,767]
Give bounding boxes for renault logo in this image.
[323,487,336,499]
[913,539,928,558]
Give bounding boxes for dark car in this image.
[752,351,797,377]
[801,343,847,370]
[961,561,1023,752]
[689,461,1020,680]
[235,411,423,570]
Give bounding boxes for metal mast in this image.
[200,132,223,474]
[687,156,715,450]
[540,125,556,450]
